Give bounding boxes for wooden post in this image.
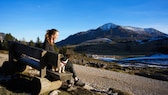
[40,50,47,78]
[8,41,15,62]
[31,77,62,94]
[57,54,62,69]
[39,66,46,78]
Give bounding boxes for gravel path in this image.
[1,53,168,95]
[74,64,168,95]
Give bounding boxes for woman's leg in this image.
[65,61,77,79]
[65,61,85,86]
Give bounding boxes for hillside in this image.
[71,37,168,55]
[56,23,167,46]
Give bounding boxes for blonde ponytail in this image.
[45,29,58,45]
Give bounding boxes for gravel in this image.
[74,64,168,95]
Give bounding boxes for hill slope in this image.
[57,23,167,46]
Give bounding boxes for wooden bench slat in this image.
[45,51,61,66]
[18,58,40,70]
[47,70,73,81]
[14,43,43,59]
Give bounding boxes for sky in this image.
[0,0,168,42]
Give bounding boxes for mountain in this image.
[56,23,168,46]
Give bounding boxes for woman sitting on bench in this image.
[43,29,85,87]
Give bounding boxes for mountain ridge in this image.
[57,23,167,46]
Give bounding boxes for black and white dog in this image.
[58,57,68,73]
[52,56,69,73]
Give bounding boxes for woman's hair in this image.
[45,29,58,45]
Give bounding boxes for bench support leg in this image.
[40,67,47,78]
[31,77,62,94]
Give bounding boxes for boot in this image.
[74,79,85,87]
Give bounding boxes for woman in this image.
[43,29,59,53]
[43,29,59,70]
[43,29,85,87]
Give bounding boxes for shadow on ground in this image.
[0,61,103,95]
[0,61,33,94]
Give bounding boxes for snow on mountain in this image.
[57,22,168,46]
[144,28,156,33]
[99,23,118,30]
[121,26,145,32]
[120,26,164,36]
[99,23,165,37]
[81,38,112,44]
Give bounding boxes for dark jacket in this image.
[43,40,55,52]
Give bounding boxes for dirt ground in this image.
[74,64,168,95]
[1,53,168,95]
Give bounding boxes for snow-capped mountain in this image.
[57,23,167,46]
[121,26,163,37]
[99,23,118,30]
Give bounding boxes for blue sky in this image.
[0,0,168,42]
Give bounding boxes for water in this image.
[94,53,168,68]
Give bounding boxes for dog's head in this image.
[60,57,68,64]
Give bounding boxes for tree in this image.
[2,33,16,50]
[4,33,16,41]
[35,37,43,48]
[20,37,27,45]
[59,46,67,55]
[29,40,35,47]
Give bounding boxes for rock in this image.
[83,84,94,90]
[49,90,61,95]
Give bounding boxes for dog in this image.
[52,57,68,73]
[59,57,68,73]
[54,57,67,73]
